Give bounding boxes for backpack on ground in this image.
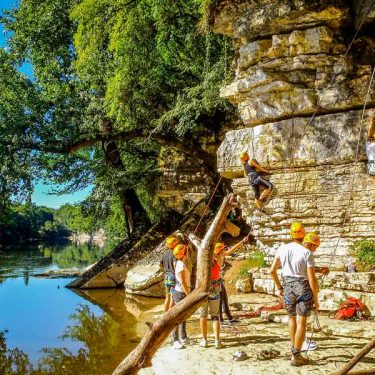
[334,297,370,320]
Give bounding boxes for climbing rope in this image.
[305,65,375,356]
[193,175,223,235]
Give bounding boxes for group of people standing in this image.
[160,235,248,350]
[158,121,375,366]
[160,221,325,367]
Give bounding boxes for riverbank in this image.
[139,293,375,375]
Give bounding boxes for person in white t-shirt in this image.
[171,244,191,350]
[270,222,319,367]
[366,116,375,183]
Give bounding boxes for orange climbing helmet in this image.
[303,232,320,247]
[214,242,225,255]
[166,236,179,250]
[173,244,187,260]
[240,151,249,162]
[290,222,305,239]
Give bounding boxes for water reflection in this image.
[0,242,114,280]
[0,303,135,375]
[0,242,164,374]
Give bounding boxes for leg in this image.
[199,302,209,344]
[289,316,297,347]
[251,184,262,208]
[219,289,224,322]
[181,321,187,340]
[164,289,171,313]
[213,318,220,343]
[294,316,308,350]
[200,317,208,340]
[221,282,233,321]
[255,199,263,209]
[210,299,221,348]
[258,176,274,202]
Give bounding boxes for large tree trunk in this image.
[102,135,151,235]
[112,194,235,375]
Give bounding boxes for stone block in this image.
[235,277,252,293]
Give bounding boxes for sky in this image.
[1,0,93,208]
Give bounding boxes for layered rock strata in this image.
[214,0,375,265]
[247,267,375,315]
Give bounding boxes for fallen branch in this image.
[112,193,234,375]
[331,336,375,375]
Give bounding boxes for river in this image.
[0,242,162,375]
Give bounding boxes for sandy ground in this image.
[139,293,375,375]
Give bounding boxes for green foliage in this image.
[239,251,267,276]
[0,332,32,375]
[351,240,375,270]
[0,0,234,237]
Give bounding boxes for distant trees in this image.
[0,200,125,245]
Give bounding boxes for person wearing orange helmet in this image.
[366,116,375,184]
[240,151,274,209]
[199,236,249,349]
[172,244,191,349]
[160,236,179,313]
[270,222,319,367]
[303,232,329,275]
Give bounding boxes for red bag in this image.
[334,297,368,320]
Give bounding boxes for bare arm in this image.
[224,235,249,256]
[307,267,319,310]
[315,266,329,275]
[179,269,191,295]
[270,257,283,296]
[250,159,269,174]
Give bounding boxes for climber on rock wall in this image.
[270,222,319,366]
[239,151,274,209]
[366,116,375,184]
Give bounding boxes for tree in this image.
[0,0,233,238]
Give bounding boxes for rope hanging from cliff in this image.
[193,175,223,234]
[325,65,375,272]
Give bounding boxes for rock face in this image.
[156,148,215,213]
[247,267,375,315]
[213,0,375,266]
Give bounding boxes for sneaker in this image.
[173,341,184,350]
[301,339,318,351]
[215,340,222,349]
[291,354,309,366]
[181,337,190,345]
[229,318,239,323]
[199,339,208,348]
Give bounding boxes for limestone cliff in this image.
[213,0,375,268]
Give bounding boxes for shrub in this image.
[351,240,375,270]
[239,251,267,276]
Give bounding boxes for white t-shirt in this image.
[366,141,375,161]
[275,242,315,279]
[175,260,191,293]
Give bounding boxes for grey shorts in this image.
[283,277,313,317]
[199,299,220,319]
[249,175,274,199]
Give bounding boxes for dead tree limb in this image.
[331,337,375,375]
[345,369,375,375]
[112,194,235,375]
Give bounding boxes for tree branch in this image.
[112,194,235,375]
